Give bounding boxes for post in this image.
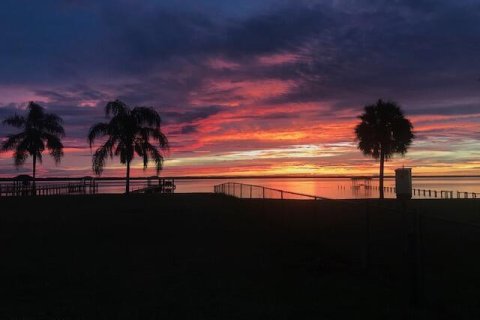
[240,184,243,198]
[250,185,252,198]
[281,190,283,200]
[262,187,265,199]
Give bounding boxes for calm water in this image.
[91,177,480,199]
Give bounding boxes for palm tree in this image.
[88,100,169,194]
[354,99,415,199]
[1,102,65,194]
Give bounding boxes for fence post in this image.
[240,184,243,198]
[250,185,252,198]
[262,187,265,199]
[281,190,283,200]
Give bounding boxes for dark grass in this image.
[0,194,479,319]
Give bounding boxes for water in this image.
[85,176,480,199]
[6,177,480,199]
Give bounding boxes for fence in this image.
[214,182,328,200]
[214,181,480,314]
[354,184,479,199]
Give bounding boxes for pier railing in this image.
[0,182,98,197]
[214,182,328,200]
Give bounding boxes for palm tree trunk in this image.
[379,150,385,199]
[125,160,131,194]
[32,154,37,196]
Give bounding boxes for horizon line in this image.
[1,174,480,181]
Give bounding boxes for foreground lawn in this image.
[0,194,479,319]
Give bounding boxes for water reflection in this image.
[12,177,480,199]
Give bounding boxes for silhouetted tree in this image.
[1,102,65,193]
[88,100,169,194]
[355,100,415,199]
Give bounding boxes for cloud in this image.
[1,0,480,176]
[164,106,225,124]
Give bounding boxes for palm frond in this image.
[145,143,164,173]
[1,133,26,152]
[132,107,161,127]
[92,146,109,175]
[105,100,128,117]
[43,133,64,164]
[3,114,25,128]
[91,137,118,175]
[114,140,134,164]
[13,150,28,167]
[355,99,414,160]
[35,150,43,163]
[26,102,45,123]
[2,102,66,169]
[139,127,169,150]
[43,113,65,137]
[88,122,109,147]
[89,99,169,177]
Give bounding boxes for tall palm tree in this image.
[1,102,65,194]
[88,100,169,194]
[354,99,415,199]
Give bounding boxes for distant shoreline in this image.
[1,175,480,181]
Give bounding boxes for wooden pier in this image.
[132,178,176,194]
[0,182,98,197]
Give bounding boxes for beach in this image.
[1,194,479,318]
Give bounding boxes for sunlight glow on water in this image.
[82,177,480,199]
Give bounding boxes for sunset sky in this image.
[1,0,480,177]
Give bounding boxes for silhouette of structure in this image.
[133,177,176,194]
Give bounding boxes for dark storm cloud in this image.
[0,0,479,116]
[258,1,480,108]
[163,106,224,124]
[180,125,198,135]
[218,4,336,58]
[407,104,480,116]
[35,85,109,106]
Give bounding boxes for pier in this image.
[0,182,98,197]
[132,178,176,194]
[0,175,98,197]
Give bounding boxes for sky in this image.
[0,0,480,177]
